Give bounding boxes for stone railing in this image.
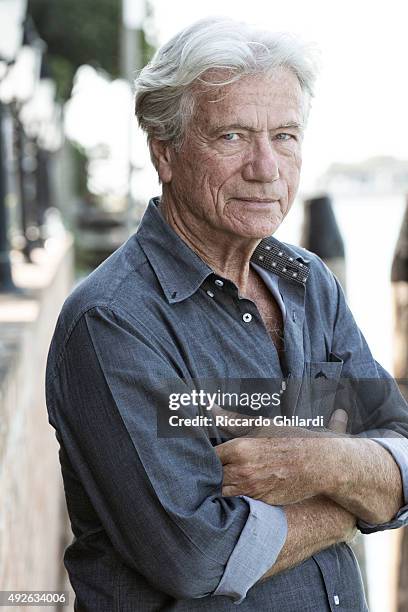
[0,235,74,610]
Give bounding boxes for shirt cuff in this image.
[212,496,287,604]
[357,436,408,534]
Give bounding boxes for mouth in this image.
[232,197,279,206]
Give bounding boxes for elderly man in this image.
[46,17,408,611]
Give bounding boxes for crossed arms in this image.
[215,413,404,580]
[48,304,408,602]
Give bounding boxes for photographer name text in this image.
[168,415,324,428]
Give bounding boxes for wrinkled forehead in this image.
[191,68,308,130]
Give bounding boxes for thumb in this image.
[328,408,348,433]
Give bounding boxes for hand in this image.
[215,409,349,504]
[215,433,325,504]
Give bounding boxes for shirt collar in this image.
[137,197,310,304]
[137,198,213,303]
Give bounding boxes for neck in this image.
[159,193,261,294]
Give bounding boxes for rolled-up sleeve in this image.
[46,305,286,602]
[213,497,287,603]
[329,272,408,534]
[357,436,408,533]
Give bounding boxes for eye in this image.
[222,133,240,141]
[275,133,295,141]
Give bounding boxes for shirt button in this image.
[206,290,215,298]
[333,594,340,605]
[214,279,224,287]
[242,313,252,323]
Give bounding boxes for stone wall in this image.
[0,237,75,611]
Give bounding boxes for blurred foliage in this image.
[28,0,120,100]
[27,0,156,101]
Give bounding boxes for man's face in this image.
[162,68,305,239]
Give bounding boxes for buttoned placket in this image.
[201,255,309,411]
[201,273,283,379]
[275,277,308,417]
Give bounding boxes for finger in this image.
[210,403,240,419]
[222,464,237,486]
[328,408,348,433]
[214,439,239,464]
[215,438,250,464]
[210,403,254,437]
[222,485,239,497]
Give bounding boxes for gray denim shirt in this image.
[46,197,408,611]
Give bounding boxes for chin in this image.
[226,205,285,235]
[227,222,281,239]
[234,215,284,238]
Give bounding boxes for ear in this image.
[150,139,173,183]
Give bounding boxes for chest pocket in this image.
[305,353,344,427]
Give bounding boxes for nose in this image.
[242,136,280,182]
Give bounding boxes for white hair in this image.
[134,17,319,151]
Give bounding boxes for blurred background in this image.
[0,0,407,610]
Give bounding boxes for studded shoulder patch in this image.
[251,239,310,285]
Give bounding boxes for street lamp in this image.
[121,0,146,233]
[0,0,27,291]
[0,43,42,105]
[0,14,45,263]
[0,0,27,62]
[20,76,56,138]
[19,73,62,242]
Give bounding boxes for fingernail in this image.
[330,409,348,423]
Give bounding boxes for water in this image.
[276,193,406,371]
[277,192,407,612]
